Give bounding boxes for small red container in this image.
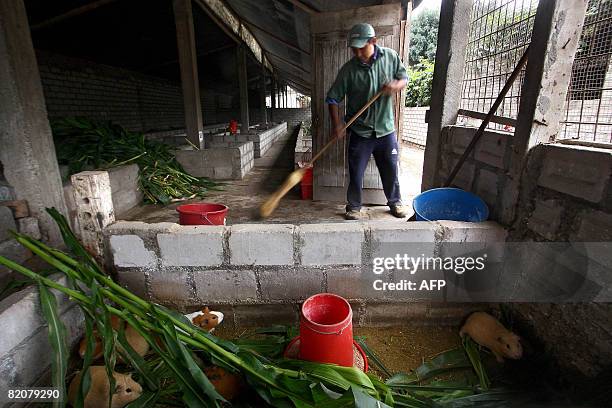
[299,293,354,367]
[301,167,313,200]
[176,203,228,225]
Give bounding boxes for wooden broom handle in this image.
[309,90,384,165]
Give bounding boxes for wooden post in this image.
[260,64,268,125]
[173,0,204,149]
[237,45,250,132]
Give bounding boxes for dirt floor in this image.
[121,128,424,224]
[212,324,460,376]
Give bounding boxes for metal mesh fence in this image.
[458,0,539,132]
[559,0,612,143]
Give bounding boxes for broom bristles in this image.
[259,168,307,218]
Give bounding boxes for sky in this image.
[412,0,442,17]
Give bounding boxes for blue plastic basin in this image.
[412,188,489,222]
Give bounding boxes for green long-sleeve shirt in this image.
[326,45,407,138]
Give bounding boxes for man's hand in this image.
[332,124,346,140]
[382,78,407,95]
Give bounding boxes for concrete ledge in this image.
[0,274,84,394]
[175,141,254,180]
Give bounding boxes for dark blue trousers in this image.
[346,131,401,211]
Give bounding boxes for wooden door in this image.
[311,4,404,203]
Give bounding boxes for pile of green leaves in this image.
[52,118,221,205]
[0,209,513,407]
[405,59,435,108]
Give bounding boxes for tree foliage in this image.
[405,59,434,107]
[408,8,440,65]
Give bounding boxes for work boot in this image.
[389,205,409,218]
[344,209,362,220]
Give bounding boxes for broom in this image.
[259,90,384,218]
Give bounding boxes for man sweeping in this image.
[326,23,409,220]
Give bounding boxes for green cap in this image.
[348,23,375,48]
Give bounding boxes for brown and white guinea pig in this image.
[185,307,224,332]
[78,315,149,360]
[68,366,142,408]
[459,312,523,362]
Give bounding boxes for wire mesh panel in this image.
[458,0,539,132]
[559,0,612,143]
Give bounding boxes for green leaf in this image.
[75,314,96,408]
[38,282,68,408]
[124,390,161,408]
[116,321,158,391]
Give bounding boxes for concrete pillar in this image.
[501,0,588,224]
[238,45,250,132]
[71,171,115,262]
[0,0,68,245]
[260,65,268,125]
[270,76,276,122]
[173,0,204,149]
[421,0,473,191]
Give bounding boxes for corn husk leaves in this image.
[52,117,221,205]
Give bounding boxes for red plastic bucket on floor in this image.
[299,293,354,367]
[176,203,228,225]
[301,167,313,200]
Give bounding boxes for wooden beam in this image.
[243,19,310,55]
[31,0,119,31]
[457,109,518,128]
[260,63,268,124]
[285,0,320,14]
[174,0,204,149]
[193,0,273,70]
[238,45,250,131]
[143,43,235,70]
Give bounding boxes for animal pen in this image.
[0,0,611,407]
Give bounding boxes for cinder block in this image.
[437,221,507,242]
[299,223,363,266]
[475,169,499,207]
[149,269,192,303]
[448,126,473,155]
[193,269,257,303]
[0,207,16,242]
[258,268,324,300]
[445,158,476,190]
[174,150,203,175]
[109,235,156,268]
[327,267,384,300]
[474,131,509,169]
[233,303,299,327]
[16,217,40,240]
[538,145,612,203]
[0,240,31,275]
[115,269,148,299]
[229,224,294,265]
[570,210,612,268]
[158,226,224,267]
[528,200,563,240]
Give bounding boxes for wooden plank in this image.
[285,0,320,14]
[238,45,250,131]
[0,200,29,219]
[174,0,204,149]
[311,4,401,34]
[243,19,310,55]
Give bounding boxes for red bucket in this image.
[176,203,228,225]
[301,167,313,200]
[299,293,354,367]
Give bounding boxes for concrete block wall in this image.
[505,143,612,385]
[250,108,311,132]
[175,142,254,180]
[436,126,512,220]
[105,220,506,326]
[403,106,428,147]
[0,274,84,397]
[294,124,312,168]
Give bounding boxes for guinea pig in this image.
[459,311,522,362]
[78,316,149,361]
[185,307,224,332]
[68,366,142,408]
